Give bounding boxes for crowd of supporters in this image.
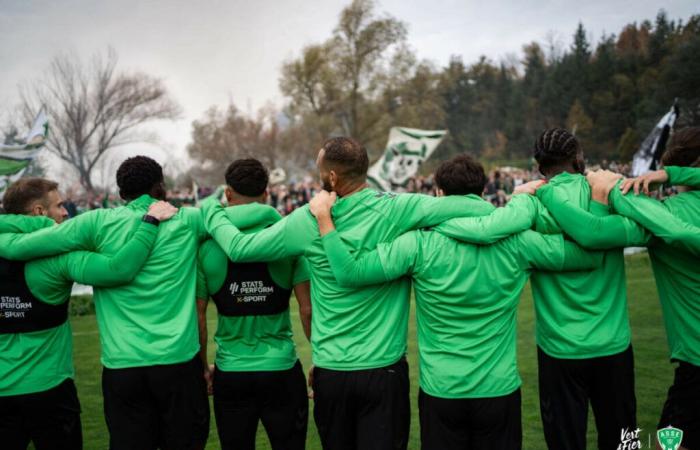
[24,159,670,218]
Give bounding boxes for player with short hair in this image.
[199,137,498,449]
[196,158,311,450]
[0,177,175,450]
[0,156,211,450]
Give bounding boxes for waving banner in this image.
[367,127,447,192]
[631,102,678,177]
[1,110,49,198]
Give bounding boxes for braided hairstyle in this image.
[534,128,584,176]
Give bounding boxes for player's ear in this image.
[29,201,45,217]
[329,170,338,189]
[436,188,444,197]
[224,186,235,203]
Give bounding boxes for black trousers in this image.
[0,378,82,450]
[658,360,700,450]
[102,355,210,450]
[212,360,308,450]
[538,345,637,450]
[312,357,410,450]
[418,388,521,450]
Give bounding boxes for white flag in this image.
[367,127,447,192]
[0,110,49,198]
[631,103,678,177]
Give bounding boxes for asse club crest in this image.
[657,426,683,450]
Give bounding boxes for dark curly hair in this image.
[435,154,487,196]
[225,158,269,197]
[116,155,164,201]
[661,127,700,168]
[534,128,584,175]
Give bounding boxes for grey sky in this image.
[1,0,698,183]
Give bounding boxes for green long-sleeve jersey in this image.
[666,165,700,187]
[534,166,700,365]
[196,203,309,372]
[201,189,496,370]
[320,213,601,398]
[611,167,700,365]
[436,173,643,358]
[0,195,208,368]
[0,214,158,395]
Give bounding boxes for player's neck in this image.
[336,181,368,198]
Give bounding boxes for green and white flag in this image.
[367,127,447,192]
[0,110,49,198]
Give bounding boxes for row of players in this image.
[0,127,698,449]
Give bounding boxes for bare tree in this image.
[18,48,181,194]
[188,103,293,186]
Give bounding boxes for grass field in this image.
[69,253,672,449]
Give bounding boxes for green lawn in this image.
[70,253,672,449]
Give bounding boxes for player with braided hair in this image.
[433,128,647,450]
[533,127,586,177]
[544,127,700,450]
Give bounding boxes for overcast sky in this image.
[1,0,698,182]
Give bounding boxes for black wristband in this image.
[142,214,160,227]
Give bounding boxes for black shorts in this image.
[418,388,521,450]
[212,360,308,450]
[312,357,410,450]
[538,345,637,450]
[0,378,82,450]
[658,360,700,450]
[102,355,210,450]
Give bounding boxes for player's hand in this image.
[203,365,214,396]
[307,365,315,399]
[147,201,178,221]
[309,190,337,219]
[513,179,546,196]
[586,170,622,191]
[620,169,668,196]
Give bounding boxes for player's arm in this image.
[201,197,311,261]
[292,257,312,341]
[435,193,540,244]
[0,214,54,233]
[0,211,97,260]
[620,167,700,195]
[311,191,417,286]
[321,230,420,287]
[195,251,213,394]
[609,188,700,256]
[535,184,650,249]
[294,282,312,341]
[59,202,177,286]
[516,230,604,272]
[391,192,496,231]
[666,166,700,187]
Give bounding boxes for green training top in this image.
[320,210,601,398]
[438,173,645,358]
[196,203,309,372]
[201,189,496,370]
[666,166,700,187]
[609,167,700,365]
[0,195,208,368]
[0,215,158,396]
